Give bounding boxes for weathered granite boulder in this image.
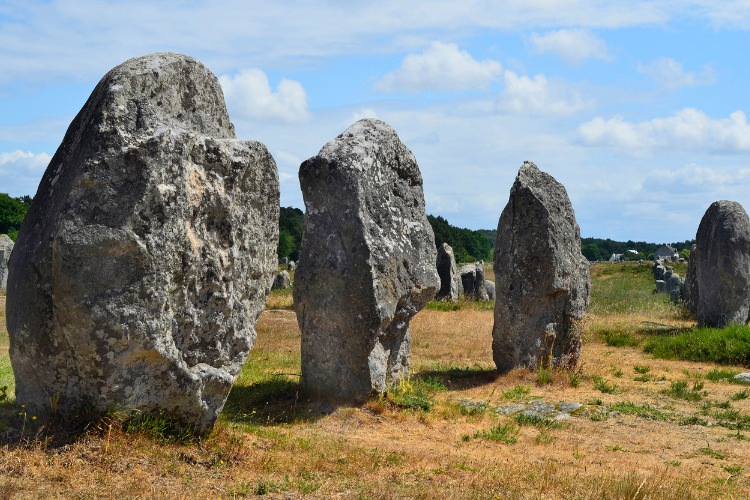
[691,200,750,327]
[0,234,13,291]
[459,264,477,297]
[654,264,666,281]
[287,260,296,272]
[492,162,590,372]
[435,242,461,301]
[294,118,439,402]
[6,53,279,434]
[272,270,291,290]
[667,274,683,303]
[474,261,489,301]
[655,280,667,293]
[684,253,698,315]
[663,267,674,281]
[484,280,496,300]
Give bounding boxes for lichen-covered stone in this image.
[294,118,439,403]
[272,270,291,290]
[435,243,461,301]
[0,234,13,291]
[691,200,750,327]
[492,161,590,373]
[6,53,279,434]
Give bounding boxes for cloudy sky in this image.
[1,1,749,242]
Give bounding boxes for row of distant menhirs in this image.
[0,53,743,436]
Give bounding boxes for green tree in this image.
[0,193,30,240]
[278,206,304,261]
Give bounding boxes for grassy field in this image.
[1,262,750,498]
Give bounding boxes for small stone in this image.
[734,373,750,384]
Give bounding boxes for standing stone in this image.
[0,235,13,292]
[655,280,667,293]
[475,261,489,301]
[684,252,698,315]
[654,263,666,281]
[492,162,590,372]
[484,280,496,300]
[691,201,750,327]
[435,243,461,301]
[294,119,439,402]
[272,270,291,290]
[287,260,296,272]
[459,264,477,297]
[667,274,683,303]
[6,53,279,434]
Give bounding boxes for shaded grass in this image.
[644,325,750,366]
[608,401,672,421]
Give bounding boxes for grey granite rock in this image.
[474,261,489,301]
[6,53,279,434]
[272,270,292,290]
[492,162,590,372]
[294,118,439,403]
[435,242,461,301]
[484,280,496,300]
[0,234,13,291]
[459,263,476,297]
[692,200,750,327]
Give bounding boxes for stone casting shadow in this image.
[414,366,498,391]
[223,377,327,426]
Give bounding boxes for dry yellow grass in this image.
[1,264,750,498]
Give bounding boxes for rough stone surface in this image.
[734,373,750,384]
[691,200,750,327]
[294,118,439,403]
[484,280,496,300]
[0,234,13,291]
[667,274,683,303]
[287,260,296,271]
[474,262,489,301]
[654,264,666,281]
[655,280,667,293]
[492,162,590,373]
[272,270,291,290]
[435,243,461,301]
[6,53,279,434]
[458,264,479,298]
[685,254,698,315]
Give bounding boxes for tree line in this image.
[0,193,32,240]
[580,237,694,262]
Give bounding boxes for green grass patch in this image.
[474,422,519,444]
[592,376,618,394]
[500,385,531,400]
[661,380,704,401]
[731,390,749,401]
[643,325,750,366]
[608,401,671,421]
[535,369,553,385]
[513,413,563,429]
[604,331,639,347]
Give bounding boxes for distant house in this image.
[609,253,623,262]
[654,244,678,261]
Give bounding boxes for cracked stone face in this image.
[6,53,279,434]
[294,118,439,403]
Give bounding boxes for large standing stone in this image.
[459,264,477,297]
[474,261,489,301]
[492,162,590,372]
[6,53,279,434]
[294,118,439,402]
[435,242,461,301]
[0,234,13,292]
[691,201,750,327]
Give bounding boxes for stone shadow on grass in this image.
[414,366,498,391]
[223,376,327,426]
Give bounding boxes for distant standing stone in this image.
[492,162,590,372]
[474,261,489,301]
[294,119,439,402]
[435,242,461,301]
[691,200,750,327]
[459,264,477,297]
[484,280,496,300]
[287,260,296,272]
[0,234,13,292]
[6,53,279,434]
[272,270,291,289]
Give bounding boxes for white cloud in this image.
[0,150,51,196]
[375,42,502,93]
[498,70,593,115]
[219,69,310,124]
[578,109,750,153]
[637,57,715,89]
[529,29,610,65]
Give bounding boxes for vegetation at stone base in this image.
[0,193,32,241]
[427,214,494,262]
[644,325,750,366]
[581,237,695,262]
[277,206,303,261]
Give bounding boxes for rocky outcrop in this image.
[492,162,590,373]
[294,118,439,403]
[435,243,461,301]
[691,200,750,327]
[6,53,279,434]
[0,234,13,291]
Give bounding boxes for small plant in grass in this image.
[534,431,557,445]
[608,402,671,421]
[634,365,651,374]
[124,412,196,444]
[678,415,708,426]
[513,413,563,429]
[731,390,749,401]
[474,422,519,444]
[419,375,447,392]
[728,430,750,441]
[611,367,623,378]
[662,380,703,401]
[605,445,623,451]
[567,371,581,388]
[501,385,531,400]
[535,369,553,386]
[389,378,434,412]
[723,464,743,476]
[604,331,639,347]
[697,447,726,460]
[633,374,651,382]
[665,460,681,467]
[706,368,741,382]
[592,376,618,394]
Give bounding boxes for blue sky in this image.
[1,1,749,242]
